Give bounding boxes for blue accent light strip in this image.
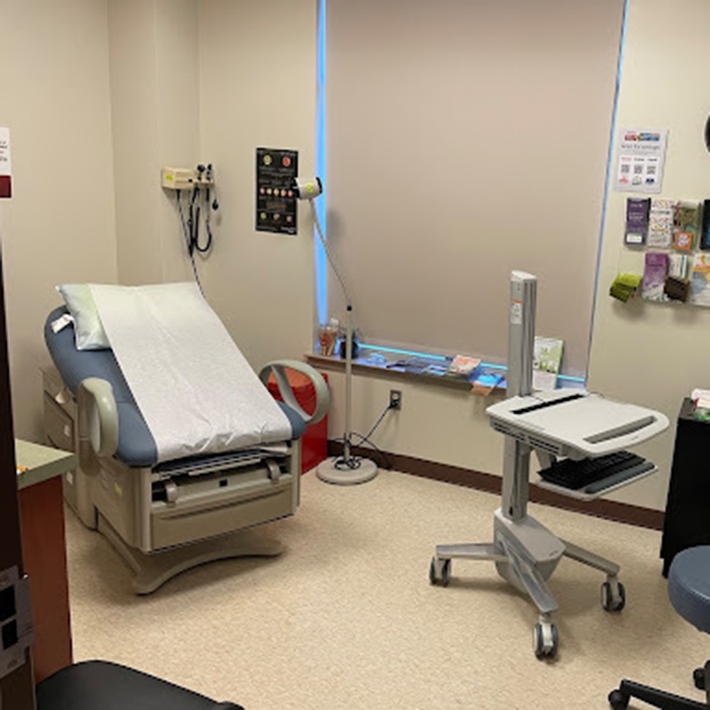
[558,375,587,384]
[314,0,328,325]
[587,0,629,366]
[480,362,507,371]
[480,361,585,384]
[358,343,448,362]
[359,350,586,383]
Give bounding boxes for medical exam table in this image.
[43,289,329,594]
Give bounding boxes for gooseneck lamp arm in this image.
[294,176,377,484]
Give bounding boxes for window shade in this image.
[324,0,625,377]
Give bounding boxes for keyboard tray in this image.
[534,464,658,501]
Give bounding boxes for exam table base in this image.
[99,514,284,595]
[431,508,623,659]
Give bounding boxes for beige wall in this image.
[0,0,118,440]
[108,0,199,286]
[196,0,318,371]
[327,370,506,479]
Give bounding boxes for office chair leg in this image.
[609,680,706,709]
[696,659,710,705]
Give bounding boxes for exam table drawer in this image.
[42,367,84,519]
[151,476,295,550]
[95,455,297,552]
[44,394,75,453]
[42,366,75,414]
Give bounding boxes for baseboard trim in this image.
[327,442,664,531]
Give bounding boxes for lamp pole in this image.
[294,178,378,485]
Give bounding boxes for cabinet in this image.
[16,440,76,682]
[660,398,710,576]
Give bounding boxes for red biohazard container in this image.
[267,370,328,474]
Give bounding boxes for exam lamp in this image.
[294,177,378,485]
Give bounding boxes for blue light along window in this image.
[315,0,328,327]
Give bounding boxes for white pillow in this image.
[56,284,110,351]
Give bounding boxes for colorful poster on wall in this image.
[0,128,11,199]
[614,128,668,194]
[255,147,298,235]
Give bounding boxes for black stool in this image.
[609,546,710,709]
[36,660,245,710]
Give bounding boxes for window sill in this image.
[305,352,586,395]
[305,352,508,394]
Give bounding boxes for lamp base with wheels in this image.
[316,456,378,485]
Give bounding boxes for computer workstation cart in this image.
[430,272,669,659]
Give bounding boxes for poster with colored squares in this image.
[255,147,298,235]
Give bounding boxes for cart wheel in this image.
[533,621,558,659]
[601,580,626,612]
[429,557,451,587]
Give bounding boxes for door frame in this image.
[0,249,36,708]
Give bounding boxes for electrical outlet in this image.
[389,390,402,411]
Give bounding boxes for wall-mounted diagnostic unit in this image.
[162,166,215,190]
[256,147,298,235]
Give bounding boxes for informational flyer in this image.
[532,336,564,391]
[614,128,668,194]
[689,253,710,308]
[0,127,12,199]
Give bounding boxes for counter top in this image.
[15,440,76,491]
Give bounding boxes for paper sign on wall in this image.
[614,128,668,194]
[0,128,11,199]
[532,336,564,391]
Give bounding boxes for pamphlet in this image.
[532,337,564,391]
[471,369,506,397]
[647,198,674,248]
[689,254,710,307]
[610,273,642,302]
[673,201,701,251]
[445,355,481,380]
[642,252,669,302]
[624,197,650,245]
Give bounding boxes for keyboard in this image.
[538,451,652,492]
